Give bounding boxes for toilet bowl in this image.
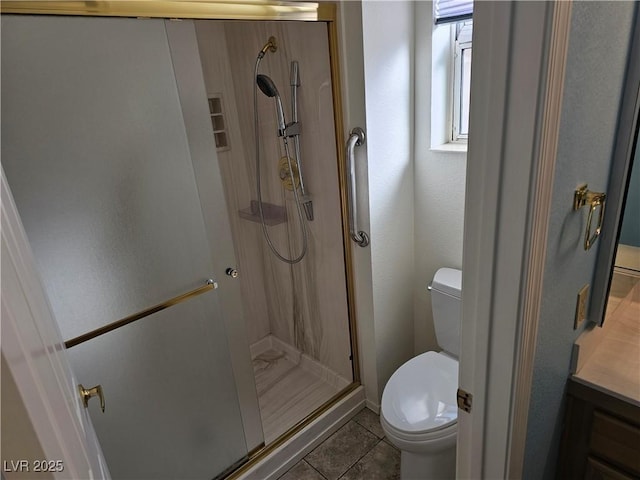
[380,268,462,480]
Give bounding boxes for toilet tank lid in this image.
[431,268,462,298]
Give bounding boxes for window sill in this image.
[430,142,468,153]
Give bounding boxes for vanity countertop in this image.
[573,278,640,406]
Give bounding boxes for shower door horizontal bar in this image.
[64,279,218,349]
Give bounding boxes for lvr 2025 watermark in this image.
[3,460,64,473]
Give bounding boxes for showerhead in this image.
[257,74,279,98]
[256,74,286,135]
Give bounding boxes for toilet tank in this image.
[430,268,462,357]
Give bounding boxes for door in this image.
[1,14,258,479]
[2,170,109,479]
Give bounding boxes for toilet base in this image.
[400,446,456,480]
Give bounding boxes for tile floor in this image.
[277,407,400,480]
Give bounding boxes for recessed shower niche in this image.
[1,11,356,480]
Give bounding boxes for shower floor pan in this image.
[251,335,350,444]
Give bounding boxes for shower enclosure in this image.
[1,4,357,479]
[194,20,354,444]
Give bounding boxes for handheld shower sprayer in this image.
[255,37,284,135]
[256,74,286,136]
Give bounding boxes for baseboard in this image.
[238,386,365,480]
[365,398,380,415]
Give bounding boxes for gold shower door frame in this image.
[0,1,361,475]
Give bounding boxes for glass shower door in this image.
[66,291,246,479]
[1,14,254,479]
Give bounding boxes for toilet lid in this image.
[382,351,458,433]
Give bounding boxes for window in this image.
[452,20,472,142]
[434,0,473,25]
[429,1,473,149]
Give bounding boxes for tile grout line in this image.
[334,435,386,480]
[352,418,385,441]
[281,412,400,480]
[302,459,330,480]
[302,419,378,480]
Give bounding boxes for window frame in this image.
[451,20,472,143]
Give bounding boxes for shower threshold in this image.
[251,335,350,444]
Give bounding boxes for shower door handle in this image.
[78,384,105,413]
[346,127,369,247]
[225,268,239,278]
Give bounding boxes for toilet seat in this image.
[380,412,457,454]
[381,351,458,437]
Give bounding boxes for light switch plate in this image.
[574,284,589,329]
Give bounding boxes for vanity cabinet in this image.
[557,379,640,479]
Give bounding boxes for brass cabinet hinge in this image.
[457,388,473,413]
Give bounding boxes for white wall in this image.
[361,0,416,402]
[338,1,379,409]
[345,1,468,408]
[413,2,467,354]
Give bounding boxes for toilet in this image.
[380,267,462,480]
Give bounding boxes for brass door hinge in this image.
[457,388,472,413]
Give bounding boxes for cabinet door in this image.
[586,457,635,480]
[590,411,640,476]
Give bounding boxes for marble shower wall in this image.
[195,21,352,382]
